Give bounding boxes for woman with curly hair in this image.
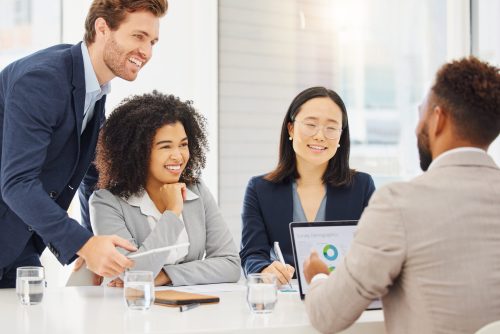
[90,90,240,286]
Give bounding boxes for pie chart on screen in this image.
[323,244,338,261]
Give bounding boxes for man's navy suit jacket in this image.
[0,43,104,269]
[240,172,375,276]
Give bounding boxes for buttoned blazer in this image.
[0,43,104,268]
[305,151,500,334]
[240,172,375,276]
[90,182,241,286]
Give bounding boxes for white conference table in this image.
[0,283,385,334]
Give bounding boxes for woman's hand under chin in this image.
[159,183,187,216]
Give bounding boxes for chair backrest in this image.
[475,321,500,334]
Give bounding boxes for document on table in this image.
[157,283,247,294]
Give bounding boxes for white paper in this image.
[157,283,247,294]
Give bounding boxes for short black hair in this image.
[96,90,208,198]
[432,56,500,145]
[266,86,356,186]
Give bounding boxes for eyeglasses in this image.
[295,120,342,140]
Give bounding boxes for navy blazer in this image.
[0,43,105,268]
[240,172,375,276]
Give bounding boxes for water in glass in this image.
[124,271,154,310]
[246,273,277,314]
[16,267,44,305]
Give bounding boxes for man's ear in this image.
[94,17,108,40]
[430,105,448,138]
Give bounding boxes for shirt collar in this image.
[81,42,111,95]
[428,147,486,170]
[125,187,199,219]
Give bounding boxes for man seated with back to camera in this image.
[303,57,500,334]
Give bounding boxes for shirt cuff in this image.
[311,273,329,284]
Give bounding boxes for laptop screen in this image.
[289,220,382,310]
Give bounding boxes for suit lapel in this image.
[70,42,85,141]
[66,97,105,189]
[178,194,202,259]
[325,185,338,221]
[265,181,293,229]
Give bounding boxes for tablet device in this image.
[289,221,382,310]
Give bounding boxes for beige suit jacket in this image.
[305,150,500,334]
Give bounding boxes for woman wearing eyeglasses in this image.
[240,86,375,285]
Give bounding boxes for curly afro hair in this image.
[432,56,500,145]
[95,90,208,198]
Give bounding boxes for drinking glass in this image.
[246,273,278,314]
[16,266,45,305]
[123,271,154,310]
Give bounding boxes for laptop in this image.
[289,220,382,310]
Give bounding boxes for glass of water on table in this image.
[246,273,278,314]
[16,266,45,305]
[124,271,154,310]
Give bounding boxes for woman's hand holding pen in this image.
[262,261,295,286]
[159,183,187,216]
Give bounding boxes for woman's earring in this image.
[337,144,340,148]
[289,136,292,141]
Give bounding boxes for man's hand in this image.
[73,257,103,285]
[303,250,329,284]
[77,235,137,277]
[261,261,295,286]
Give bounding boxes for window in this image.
[0,0,61,70]
[472,0,500,164]
[218,0,468,243]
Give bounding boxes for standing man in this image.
[0,0,168,288]
[303,57,500,334]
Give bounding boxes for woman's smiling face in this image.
[288,97,343,169]
[147,122,190,188]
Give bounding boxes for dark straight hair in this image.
[265,86,355,187]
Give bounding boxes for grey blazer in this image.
[305,150,500,334]
[90,182,241,286]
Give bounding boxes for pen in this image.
[128,243,190,259]
[179,303,200,312]
[273,241,293,289]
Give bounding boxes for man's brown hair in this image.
[432,56,500,146]
[84,0,168,44]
